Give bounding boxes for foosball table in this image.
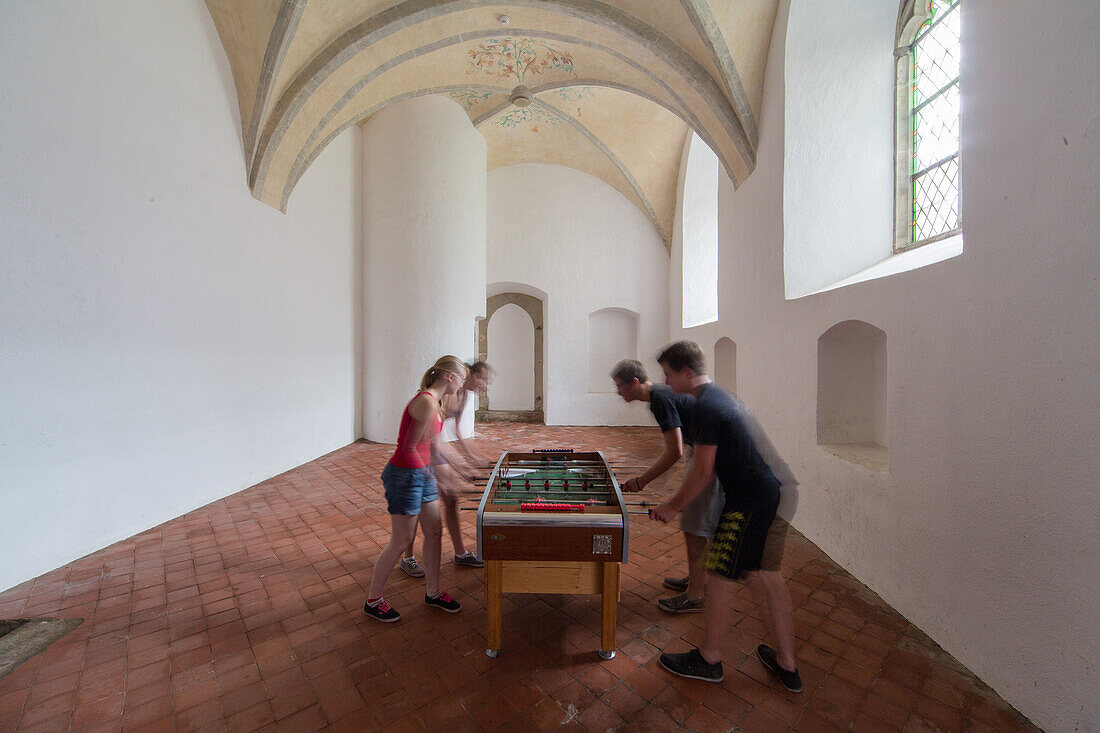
[475,449,629,660]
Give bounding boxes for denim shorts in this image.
[381,463,438,516]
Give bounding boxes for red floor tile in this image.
[0,424,1039,731]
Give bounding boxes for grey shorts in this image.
[679,447,724,537]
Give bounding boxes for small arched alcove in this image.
[714,337,737,393]
[588,308,639,394]
[817,320,888,471]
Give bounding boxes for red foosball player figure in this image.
[524,479,531,490]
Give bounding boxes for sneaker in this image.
[425,592,461,613]
[399,556,425,578]
[757,644,803,693]
[662,576,689,592]
[453,552,484,568]
[363,598,400,622]
[658,648,724,683]
[657,592,705,614]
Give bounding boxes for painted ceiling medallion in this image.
[509,85,533,107]
[468,37,575,83]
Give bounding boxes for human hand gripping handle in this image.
[623,476,644,493]
[648,501,679,523]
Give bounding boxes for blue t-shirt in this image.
[688,383,779,506]
[649,384,694,439]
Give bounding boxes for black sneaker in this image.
[658,648,724,682]
[363,598,400,622]
[662,576,689,592]
[657,592,705,614]
[757,644,802,693]
[425,592,461,613]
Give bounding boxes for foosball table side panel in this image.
[481,525,624,563]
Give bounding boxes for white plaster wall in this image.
[0,2,360,592]
[487,304,536,410]
[667,2,1100,729]
[487,164,668,426]
[360,96,486,443]
[782,0,896,298]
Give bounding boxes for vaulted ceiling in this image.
[205,0,779,248]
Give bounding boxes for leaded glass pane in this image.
[914,4,961,105]
[912,156,960,241]
[913,82,960,171]
[907,0,961,247]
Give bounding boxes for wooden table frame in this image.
[484,559,620,659]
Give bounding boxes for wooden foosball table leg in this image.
[599,562,620,660]
[486,560,502,658]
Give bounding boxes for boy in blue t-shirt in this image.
[649,341,802,693]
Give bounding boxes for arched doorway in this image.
[478,292,544,423]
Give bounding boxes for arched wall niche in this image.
[714,337,737,394]
[479,289,545,423]
[817,319,888,471]
[587,307,639,394]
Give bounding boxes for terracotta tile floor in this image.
[0,424,1038,732]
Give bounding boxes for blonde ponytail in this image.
[420,355,468,390]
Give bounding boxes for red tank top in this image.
[389,391,443,469]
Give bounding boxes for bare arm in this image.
[623,428,684,492]
[651,444,716,522]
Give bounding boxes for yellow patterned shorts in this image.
[704,503,775,581]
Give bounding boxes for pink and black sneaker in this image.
[424,591,461,613]
[363,598,400,622]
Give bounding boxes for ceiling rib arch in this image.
[677,0,758,146]
[281,44,727,220]
[206,0,780,249]
[249,0,759,206]
[243,0,306,166]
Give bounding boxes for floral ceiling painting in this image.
[467,37,576,83]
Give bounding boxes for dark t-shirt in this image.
[689,383,779,507]
[649,384,694,438]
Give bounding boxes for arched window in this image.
[895,0,961,252]
[681,132,718,328]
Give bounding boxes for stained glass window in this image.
[903,0,961,249]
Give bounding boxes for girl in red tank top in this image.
[397,361,495,571]
[364,356,469,622]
